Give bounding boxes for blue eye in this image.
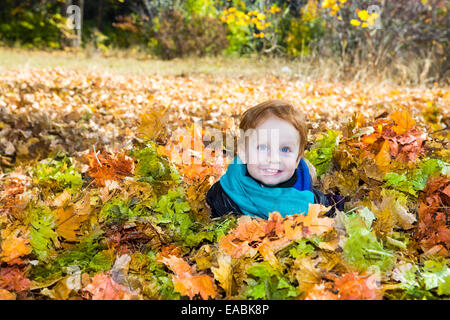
[281,147,291,153]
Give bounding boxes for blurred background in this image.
[0,0,448,85]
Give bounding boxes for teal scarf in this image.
[220,156,315,219]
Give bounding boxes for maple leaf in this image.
[300,204,335,236]
[160,255,217,299]
[294,256,322,294]
[211,252,233,297]
[244,262,298,299]
[375,140,391,172]
[341,213,394,272]
[33,156,83,192]
[416,176,450,254]
[378,189,416,230]
[390,110,416,135]
[29,205,60,261]
[0,267,31,292]
[305,130,340,177]
[218,233,258,259]
[0,289,16,300]
[54,192,91,241]
[232,215,267,242]
[258,239,281,269]
[334,271,381,300]
[265,211,285,237]
[0,224,32,264]
[85,150,135,187]
[0,168,31,217]
[83,273,134,300]
[137,105,169,142]
[305,283,338,300]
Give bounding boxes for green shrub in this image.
[0,1,68,49]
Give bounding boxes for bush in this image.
[154,9,228,59]
[317,0,449,82]
[0,1,68,49]
[284,1,325,57]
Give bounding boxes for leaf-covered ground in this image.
[0,68,449,300]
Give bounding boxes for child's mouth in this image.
[261,168,282,175]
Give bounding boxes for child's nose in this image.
[268,149,280,164]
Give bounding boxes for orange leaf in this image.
[258,239,280,269]
[137,106,169,141]
[232,215,267,242]
[334,272,381,300]
[266,211,284,237]
[172,274,217,300]
[0,224,32,264]
[85,151,134,187]
[159,255,192,276]
[0,289,16,300]
[390,110,416,135]
[0,267,31,292]
[160,255,217,299]
[300,204,334,236]
[218,234,257,258]
[283,216,304,241]
[305,283,338,300]
[54,192,91,241]
[83,273,133,300]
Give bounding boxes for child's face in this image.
[240,115,301,186]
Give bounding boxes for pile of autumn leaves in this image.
[0,98,449,300]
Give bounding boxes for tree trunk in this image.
[97,0,104,31]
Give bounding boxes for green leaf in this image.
[33,155,83,192]
[421,258,450,292]
[342,214,394,272]
[29,204,59,261]
[384,158,449,197]
[288,239,315,258]
[131,142,180,186]
[305,129,340,176]
[244,262,299,300]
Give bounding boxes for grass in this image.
[0,47,447,88]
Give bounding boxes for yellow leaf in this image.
[211,253,233,296]
[137,105,169,141]
[375,140,391,172]
[390,110,416,135]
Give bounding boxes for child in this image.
[206,99,344,219]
